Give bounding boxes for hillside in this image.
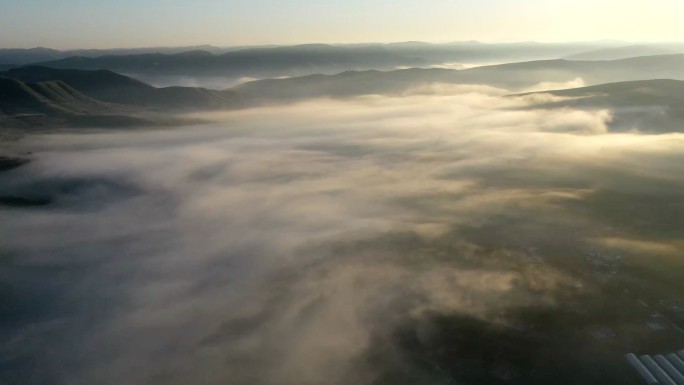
[1,66,241,110]
[521,78,684,102]
[0,77,149,128]
[0,77,111,115]
[517,79,684,133]
[233,68,462,101]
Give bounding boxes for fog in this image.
[131,74,280,90]
[2,85,684,385]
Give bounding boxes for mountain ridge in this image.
[2,66,242,110]
[0,77,150,128]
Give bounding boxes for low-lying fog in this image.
[133,74,269,89]
[2,84,684,385]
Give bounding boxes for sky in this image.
[1,0,684,49]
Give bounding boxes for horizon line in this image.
[6,39,684,52]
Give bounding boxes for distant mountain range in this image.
[563,43,684,61]
[24,44,428,81]
[0,42,641,85]
[563,45,674,61]
[0,45,239,65]
[0,42,627,65]
[28,45,427,80]
[456,53,684,87]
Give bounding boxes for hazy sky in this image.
[2,0,684,48]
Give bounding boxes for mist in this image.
[128,74,262,89]
[2,86,684,385]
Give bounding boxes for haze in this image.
[2,0,684,48]
[4,2,684,385]
[3,89,676,385]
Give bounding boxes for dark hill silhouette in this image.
[0,67,250,129]
[0,47,66,65]
[2,66,241,109]
[0,45,230,65]
[0,77,110,116]
[0,77,149,128]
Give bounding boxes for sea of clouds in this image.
[2,84,684,385]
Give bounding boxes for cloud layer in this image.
[2,86,684,385]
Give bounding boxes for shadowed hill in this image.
[0,67,249,129]
[2,66,241,110]
[0,77,150,128]
[0,77,112,116]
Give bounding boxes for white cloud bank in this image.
[1,87,684,385]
